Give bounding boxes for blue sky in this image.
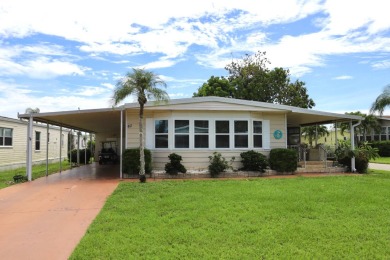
[0,0,389,118]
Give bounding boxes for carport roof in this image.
[17,97,362,132]
[18,107,123,133]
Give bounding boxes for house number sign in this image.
[273,130,283,139]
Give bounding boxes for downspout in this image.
[350,120,362,172]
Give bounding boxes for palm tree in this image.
[340,112,381,142]
[371,84,390,116]
[301,125,329,148]
[112,68,169,182]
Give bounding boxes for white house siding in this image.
[0,117,69,171]
[125,108,288,171]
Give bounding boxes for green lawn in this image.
[71,170,390,259]
[0,161,71,189]
[371,156,390,164]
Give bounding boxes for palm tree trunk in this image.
[139,103,146,182]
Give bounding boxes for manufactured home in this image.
[18,97,362,178]
[0,116,69,171]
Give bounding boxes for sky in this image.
[0,0,389,119]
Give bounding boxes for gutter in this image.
[350,120,362,172]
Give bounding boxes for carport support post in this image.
[335,122,338,149]
[46,123,49,176]
[120,109,123,179]
[26,115,33,181]
[77,131,80,165]
[59,126,62,173]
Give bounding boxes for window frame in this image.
[154,119,169,149]
[0,127,13,147]
[174,119,190,149]
[151,117,267,150]
[35,131,41,151]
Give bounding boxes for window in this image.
[381,127,387,141]
[194,120,209,148]
[0,127,13,146]
[175,120,189,148]
[155,120,168,148]
[253,121,263,148]
[234,121,248,148]
[216,121,229,148]
[35,131,41,151]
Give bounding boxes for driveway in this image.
[369,163,390,171]
[0,163,119,260]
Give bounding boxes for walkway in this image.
[0,163,119,260]
[369,163,390,171]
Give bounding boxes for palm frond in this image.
[370,84,390,116]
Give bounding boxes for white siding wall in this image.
[0,119,69,170]
[125,109,288,171]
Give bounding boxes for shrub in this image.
[336,141,379,173]
[269,148,298,173]
[165,153,187,175]
[68,149,92,164]
[370,141,390,157]
[122,148,152,175]
[208,152,234,178]
[240,150,268,172]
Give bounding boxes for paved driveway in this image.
[369,163,390,171]
[0,164,119,260]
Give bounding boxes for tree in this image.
[339,112,381,142]
[370,84,390,115]
[301,125,329,147]
[112,68,169,182]
[194,51,315,109]
[193,76,234,98]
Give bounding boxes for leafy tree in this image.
[370,84,390,115]
[194,51,315,108]
[112,68,169,182]
[301,125,329,147]
[193,76,234,98]
[339,112,381,142]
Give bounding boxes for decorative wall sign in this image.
[273,129,283,139]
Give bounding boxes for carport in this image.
[18,107,125,181]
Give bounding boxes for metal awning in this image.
[18,107,123,133]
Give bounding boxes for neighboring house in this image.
[357,116,390,142]
[0,116,69,171]
[18,97,362,175]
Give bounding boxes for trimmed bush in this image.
[269,148,298,173]
[370,141,390,157]
[68,149,91,164]
[240,150,268,172]
[165,153,187,175]
[122,148,152,175]
[208,152,234,178]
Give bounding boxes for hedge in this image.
[269,148,298,173]
[122,148,152,175]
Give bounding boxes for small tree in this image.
[208,152,235,178]
[165,153,187,175]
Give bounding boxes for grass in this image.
[371,156,390,164]
[0,161,71,189]
[71,170,390,259]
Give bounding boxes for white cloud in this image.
[140,58,182,70]
[372,60,390,70]
[76,86,109,97]
[332,75,353,80]
[0,82,112,118]
[101,83,115,90]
